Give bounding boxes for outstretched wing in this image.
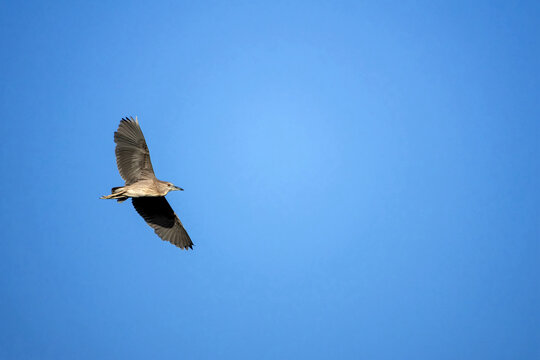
[114,117,156,184]
[132,197,193,250]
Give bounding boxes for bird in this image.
[101,116,193,250]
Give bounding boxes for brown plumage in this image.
[101,117,193,250]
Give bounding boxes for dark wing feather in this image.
[132,197,193,250]
[114,117,156,184]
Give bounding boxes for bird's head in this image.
[166,182,184,192]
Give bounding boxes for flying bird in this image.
[101,117,193,250]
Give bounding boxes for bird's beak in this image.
[173,186,184,191]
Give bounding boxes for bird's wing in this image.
[132,197,193,250]
[114,117,156,184]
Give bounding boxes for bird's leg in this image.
[100,186,128,201]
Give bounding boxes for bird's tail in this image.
[100,186,128,202]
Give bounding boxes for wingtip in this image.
[180,243,194,250]
[120,116,137,123]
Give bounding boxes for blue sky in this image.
[1,1,539,359]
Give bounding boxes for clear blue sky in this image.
[1,1,539,359]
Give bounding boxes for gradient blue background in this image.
[1,1,539,359]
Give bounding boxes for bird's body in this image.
[101,117,193,250]
[103,179,177,201]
